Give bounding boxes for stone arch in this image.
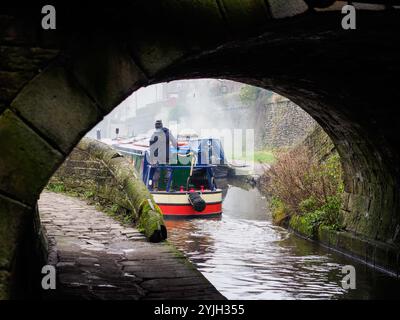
[1,1,400,298]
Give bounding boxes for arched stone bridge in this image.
[1,1,400,298]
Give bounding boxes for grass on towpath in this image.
[231,149,276,164]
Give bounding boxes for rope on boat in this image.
[184,152,206,212]
[147,198,155,211]
[184,152,196,191]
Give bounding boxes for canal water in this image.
[165,180,400,300]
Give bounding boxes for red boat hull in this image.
[158,203,222,217]
[151,190,222,218]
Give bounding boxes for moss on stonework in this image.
[138,210,167,242]
[47,137,167,242]
[270,198,290,226]
[289,212,344,241]
[137,199,167,242]
[289,215,316,239]
[0,109,63,205]
[165,241,197,271]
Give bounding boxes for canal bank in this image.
[260,125,400,278]
[166,180,400,299]
[38,191,225,300]
[42,138,400,299]
[288,216,400,278]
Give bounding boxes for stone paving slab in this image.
[38,191,225,300]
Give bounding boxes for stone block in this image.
[0,109,63,204]
[68,149,91,161]
[268,0,308,19]
[0,196,31,271]
[220,0,271,32]
[127,0,226,76]
[0,70,34,105]
[71,36,146,113]
[336,231,353,253]
[349,235,367,261]
[0,46,59,72]
[11,66,102,154]
[344,193,373,236]
[328,229,339,247]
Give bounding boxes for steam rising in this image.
[159,79,242,137]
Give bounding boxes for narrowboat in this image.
[112,138,223,218]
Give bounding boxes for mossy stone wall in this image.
[286,126,400,276]
[48,138,167,243]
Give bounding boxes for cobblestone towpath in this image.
[38,192,225,300]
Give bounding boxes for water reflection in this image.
[166,182,400,300]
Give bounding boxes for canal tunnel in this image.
[1,1,400,298]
